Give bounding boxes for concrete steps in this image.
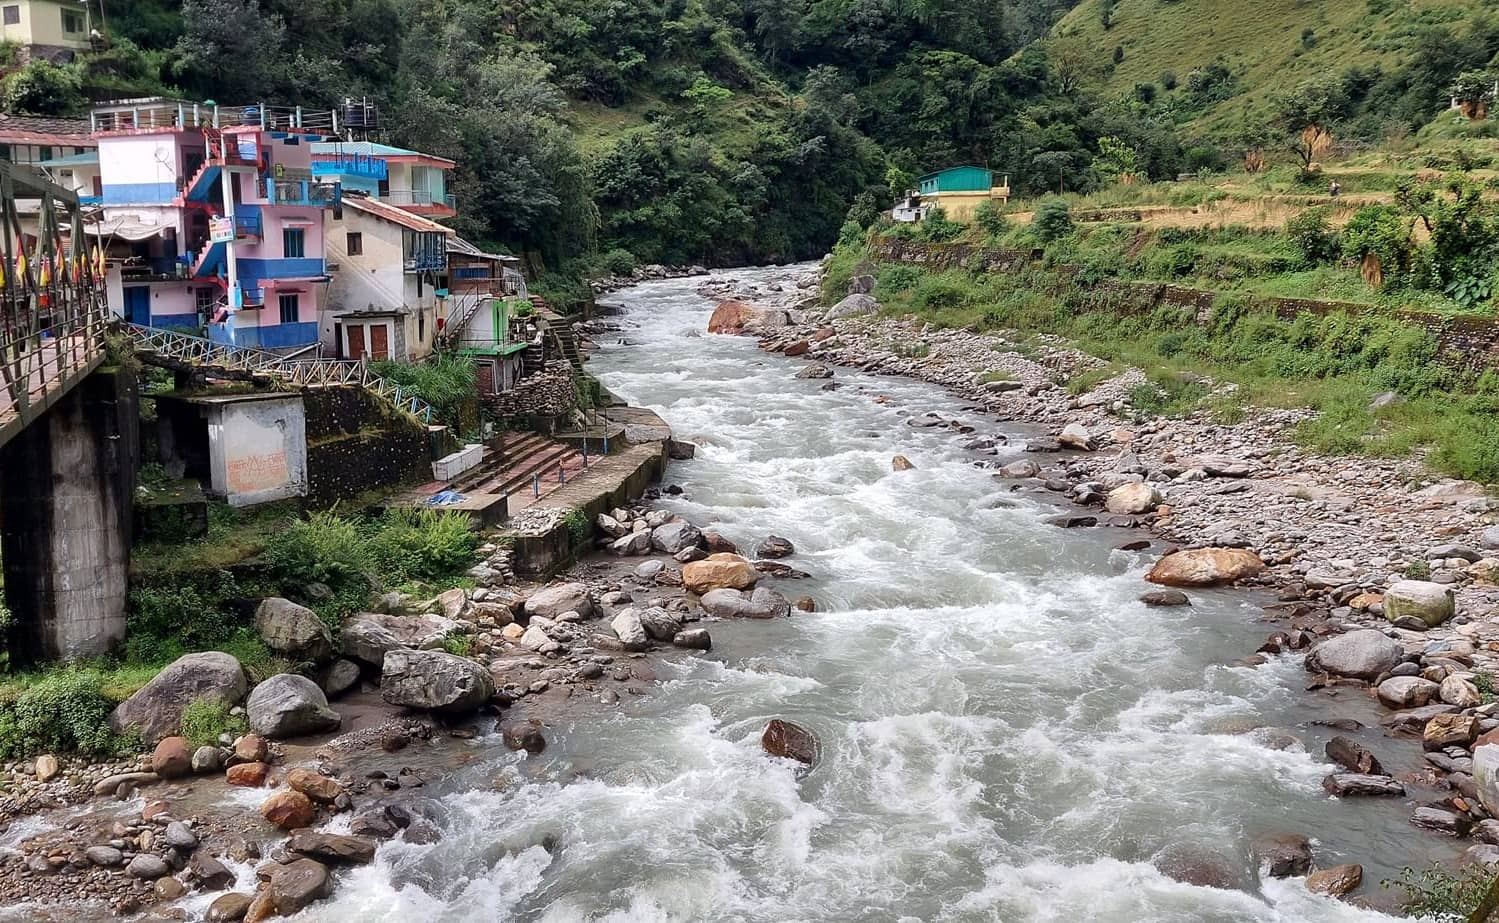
[449,432,586,505]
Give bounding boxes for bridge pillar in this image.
[1,369,137,663]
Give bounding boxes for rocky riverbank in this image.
[684,260,1499,905]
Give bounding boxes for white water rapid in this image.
[313,266,1446,922]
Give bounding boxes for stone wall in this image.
[303,387,429,506]
[485,361,576,420]
[869,238,1499,370]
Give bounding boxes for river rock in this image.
[891,455,915,471]
[1481,526,1499,550]
[1250,832,1312,878]
[707,300,761,334]
[1151,842,1244,890]
[637,606,684,642]
[286,832,376,865]
[1139,589,1190,607]
[247,674,340,739]
[1382,580,1456,629]
[1306,864,1362,896]
[85,845,122,867]
[682,553,760,594]
[165,820,197,849]
[263,857,332,915]
[151,736,193,778]
[762,719,818,764]
[286,767,343,803]
[127,854,169,880]
[207,893,252,922]
[1477,745,1499,816]
[109,652,249,743]
[651,521,703,555]
[610,610,650,651]
[1058,423,1094,450]
[524,583,595,620]
[502,722,546,754]
[226,761,269,786]
[192,745,225,773]
[254,597,335,662]
[1376,676,1439,709]
[1303,629,1404,679]
[1412,806,1471,836]
[998,460,1040,479]
[191,852,235,890]
[795,363,833,379]
[1424,712,1479,750]
[381,649,495,714]
[33,754,58,782]
[610,531,652,555]
[700,586,789,619]
[339,612,461,667]
[1326,736,1384,775]
[702,532,738,554]
[673,628,712,649]
[1440,675,1482,708]
[1322,773,1404,796]
[318,658,362,699]
[1105,483,1161,515]
[756,535,795,559]
[261,790,317,830]
[827,293,878,319]
[1145,548,1266,587]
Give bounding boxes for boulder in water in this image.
[1145,548,1266,587]
[1151,842,1245,890]
[682,553,759,594]
[1304,629,1403,679]
[1250,831,1312,878]
[762,719,818,764]
[381,649,494,714]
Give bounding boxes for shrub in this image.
[369,354,478,430]
[598,248,636,276]
[1032,199,1074,243]
[973,202,1009,238]
[262,512,374,600]
[366,507,480,585]
[877,264,921,294]
[1,60,82,115]
[127,581,236,663]
[917,208,964,243]
[1391,862,1496,920]
[179,696,247,748]
[0,671,131,759]
[1285,208,1341,266]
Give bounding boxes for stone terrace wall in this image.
[485,361,576,420]
[303,387,429,506]
[868,238,1499,370]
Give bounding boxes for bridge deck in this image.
[0,332,107,451]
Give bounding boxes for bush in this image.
[366,507,480,584]
[369,354,478,431]
[917,208,964,243]
[877,264,922,294]
[1,60,82,115]
[179,696,247,748]
[973,201,1009,238]
[1285,208,1341,266]
[0,671,131,759]
[1032,199,1074,243]
[598,248,636,276]
[262,512,374,613]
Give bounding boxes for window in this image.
[282,227,305,259]
[345,232,362,256]
[278,293,299,325]
[61,9,84,32]
[2,7,19,26]
[377,178,390,198]
[195,288,216,315]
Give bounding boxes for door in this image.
[124,287,151,326]
[370,323,390,360]
[333,322,343,359]
[347,324,367,360]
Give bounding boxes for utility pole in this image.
[219,155,240,335]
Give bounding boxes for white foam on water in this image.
[309,266,1429,921]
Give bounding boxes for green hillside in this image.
[1052,0,1498,135]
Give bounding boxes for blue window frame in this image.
[282,227,306,259]
[278,293,299,324]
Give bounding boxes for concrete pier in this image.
[0,369,136,663]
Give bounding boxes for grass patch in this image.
[179,696,248,749]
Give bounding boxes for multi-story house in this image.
[0,113,95,240]
[322,193,448,361]
[89,98,340,349]
[0,0,95,62]
[310,141,455,219]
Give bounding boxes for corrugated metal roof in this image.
[342,195,450,233]
[310,140,455,168]
[37,151,99,167]
[446,235,518,263]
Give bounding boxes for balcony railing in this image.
[91,101,342,135]
[312,155,387,181]
[265,179,338,207]
[381,189,456,210]
[404,253,447,272]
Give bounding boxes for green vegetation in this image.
[179,696,247,749]
[1390,861,1498,921]
[370,354,479,431]
[0,669,139,759]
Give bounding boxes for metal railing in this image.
[123,323,434,424]
[0,164,111,450]
[92,100,342,136]
[380,190,456,210]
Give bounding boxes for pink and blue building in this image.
[90,98,342,350]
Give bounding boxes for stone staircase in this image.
[448,431,585,505]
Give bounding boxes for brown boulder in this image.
[762,719,818,765]
[1251,831,1312,878]
[1424,712,1479,751]
[226,762,269,787]
[707,300,757,335]
[1146,548,1266,587]
[1325,736,1384,776]
[286,832,376,865]
[260,790,317,830]
[232,734,268,765]
[151,737,193,779]
[682,553,760,595]
[1306,864,1362,896]
[891,455,915,471]
[702,532,738,554]
[285,768,343,804]
[262,858,332,916]
[207,892,253,922]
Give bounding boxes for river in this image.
[316,266,1444,922]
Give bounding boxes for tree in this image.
[1032,197,1074,243]
[973,200,1008,237]
[1,61,83,115]
[1094,135,1140,184]
[1274,78,1349,171]
[1450,70,1497,120]
[1342,205,1413,289]
[1047,36,1102,95]
[174,0,288,101]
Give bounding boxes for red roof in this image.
[0,114,93,147]
[341,195,449,233]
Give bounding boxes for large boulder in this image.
[609,610,650,651]
[1057,423,1094,451]
[1474,744,1499,816]
[1104,483,1161,516]
[1304,629,1404,680]
[700,587,791,619]
[682,553,760,595]
[247,674,340,739]
[254,598,334,662]
[707,300,759,334]
[651,520,703,555]
[1376,676,1440,709]
[1145,548,1266,587]
[523,582,594,620]
[262,857,332,915]
[381,649,494,714]
[1383,580,1456,629]
[761,719,818,764]
[339,612,460,668]
[826,293,879,320]
[109,652,249,743]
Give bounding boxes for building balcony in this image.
[312,155,387,181]
[234,213,263,240]
[381,190,456,215]
[264,179,339,207]
[404,253,447,273]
